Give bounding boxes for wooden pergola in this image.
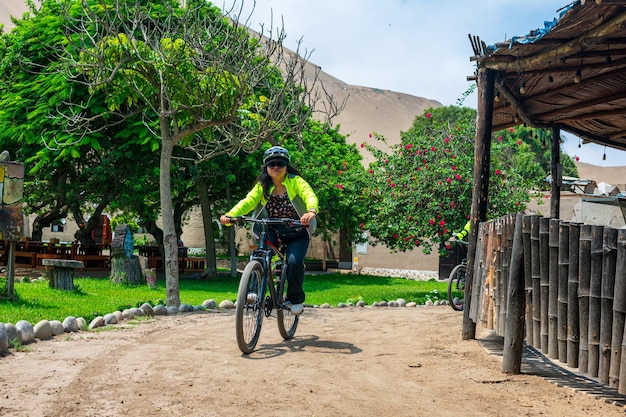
[464,0,626,350]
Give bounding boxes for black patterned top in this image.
[266,193,299,220]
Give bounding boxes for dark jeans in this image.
[267,228,309,305]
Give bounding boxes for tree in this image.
[361,106,553,254]
[56,0,333,306]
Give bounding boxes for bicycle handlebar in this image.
[225,215,308,228]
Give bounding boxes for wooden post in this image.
[503,213,525,374]
[539,217,550,353]
[578,224,592,374]
[6,241,16,300]
[463,67,495,341]
[550,127,561,219]
[522,215,533,346]
[557,222,569,363]
[611,229,626,389]
[531,215,542,348]
[615,230,626,394]
[548,218,560,359]
[588,225,604,377]
[599,227,617,384]
[567,223,580,368]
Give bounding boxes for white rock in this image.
[34,320,53,340]
[219,300,235,309]
[5,323,19,346]
[0,323,8,353]
[103,313,118,325]
[166,306,179,315]
[89,316,104,330]
[202,299,217,309]
[153,305,168,315]
[76,317,87,330]
[50,320,65,335]
[16,320,35,344]
[63,316,79,332]
[140,303,155,316]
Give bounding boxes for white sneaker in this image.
[290,303,304,316]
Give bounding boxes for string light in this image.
[603,145,607,161]
[519,81,527,94]
[494,90,500,101]
[574,68,582,83]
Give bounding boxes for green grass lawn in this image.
[0,273,451,325]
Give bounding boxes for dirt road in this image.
[1,307,625,416]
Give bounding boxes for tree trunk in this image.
[198,178,218,277]
[160,132,180,307]
[110,256,144,285]
[31,210,67,241]
[225,180,237,277]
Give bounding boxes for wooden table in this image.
[43,259,84,291]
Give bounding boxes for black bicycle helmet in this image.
[263,146,291,164]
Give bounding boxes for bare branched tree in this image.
[54,0,342,306]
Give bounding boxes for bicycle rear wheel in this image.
[276,266,299,340]
[236,260,265,354]
[447,264,466,312]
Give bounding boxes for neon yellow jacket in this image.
[455,220,471,240]
[226,174,318,235]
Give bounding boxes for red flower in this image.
[431,146,436,152]
[495,169,501,175]
[509,127,514,133]
[429,219,435,226]
[360,143,365,148]
[335,184,344,190]
[405,144,413,150]
[451,165,457,171]
[393,234,398,239]
[575,155,580,161]
[337,170,342,175]
[368,169,374,174]
[359,223,364,228]
[445,243,451,250]
[498,135,503,141]
[444,138,450,144]
[439,220,446,227]
[446,177,452,184]
[455,173,461,180]
[369,133,373,138]
[517,140,522,146]
[450,202,456,208]
[415,240,420,246]
[426,113,432,119]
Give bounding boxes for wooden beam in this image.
[494,74,536,127]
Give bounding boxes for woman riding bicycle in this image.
[219,146,318,316]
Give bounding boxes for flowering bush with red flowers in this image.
[360,106,556,254]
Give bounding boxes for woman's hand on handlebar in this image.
[300,211,316,226]
[220,215,234,225]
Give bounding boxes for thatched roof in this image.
[470,0,626,152]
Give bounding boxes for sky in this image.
[231,0,626,167]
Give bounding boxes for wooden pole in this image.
[588,225,605,377]
[539,217,550,353]
[557,222,569,363]
[567,223,580,368]
[599,227,617,384]
[548,218,560,359]
[611,229,626,389]
[578,224,592,374]
[550,127,561,219]
[531,215,542,348]
[503,213,525,374]
[463,67,495,341]
[522,215,533,346]
[615,230,626,394]
[6,241,16,300]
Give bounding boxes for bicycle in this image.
[227,216,304,354]
[447,240,467,312]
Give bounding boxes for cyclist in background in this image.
[452,219,471,242]
[219,146,318,316]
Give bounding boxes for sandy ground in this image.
[1,307,626,417]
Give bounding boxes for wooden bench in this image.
[43,259,84,291]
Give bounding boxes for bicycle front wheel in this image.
[236,260,265,354]
[447,264,466,312]
[276,268,299,340]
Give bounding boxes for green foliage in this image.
[361,106,558,254]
